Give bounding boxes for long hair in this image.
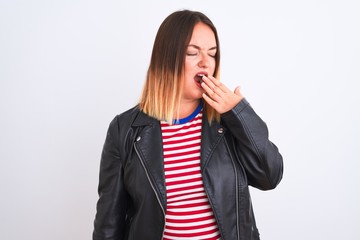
[139,10,221,124]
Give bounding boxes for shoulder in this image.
[108,105,159,135]
[110,105,140,125]
[106,106,141,137]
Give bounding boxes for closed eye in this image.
[186,52,198,56]
[208,50,217,57]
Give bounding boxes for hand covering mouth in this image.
[194,73,208,83]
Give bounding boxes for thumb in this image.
[234,86,241,96]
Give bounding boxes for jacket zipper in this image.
[225,139,240,240]
[134,143,166,239]
[202,138,240,240]
[202,148,239,239]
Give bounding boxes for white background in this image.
[1,0,359,239]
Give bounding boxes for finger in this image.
[234,86,245,101]
[207,76,230,93]
[234,86,241,96]
[201,76,216,92]
[201,81,220,100]
[202,92,218,108]
[201,76,223,99]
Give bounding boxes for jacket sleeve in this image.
[221,98,283,190]
[93,116,129,240]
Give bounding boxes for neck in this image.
[178,99,201,118]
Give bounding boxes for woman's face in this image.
[182,22,217,104]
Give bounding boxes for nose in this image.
[198,52,210,68]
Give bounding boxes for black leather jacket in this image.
[93,99,283,240]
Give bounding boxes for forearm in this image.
[221,99,283,190]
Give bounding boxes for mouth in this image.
[194,73,208,84]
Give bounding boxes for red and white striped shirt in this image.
[161,109,221,240]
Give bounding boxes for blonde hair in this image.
[139,10,221,124]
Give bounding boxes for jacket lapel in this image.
[200,114,226,170]
[132,112,167,208]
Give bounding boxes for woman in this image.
[93,10,283,240]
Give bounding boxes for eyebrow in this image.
[187,44,217,51]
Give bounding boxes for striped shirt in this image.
[161,107,221,240]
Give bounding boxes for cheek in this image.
[210,60,216,74]
[184,61,190,73]
[184,61,196,76]
[211,57,216,67]
[185,58,196,68]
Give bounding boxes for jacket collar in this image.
[132,110,167,207]
[132,108,157,127]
